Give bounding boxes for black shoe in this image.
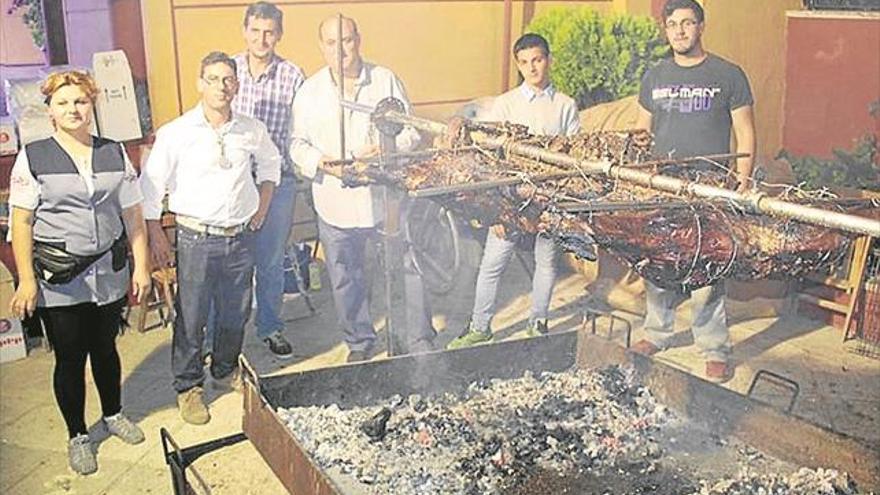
[263,332,294,358]
[347,349,370,363]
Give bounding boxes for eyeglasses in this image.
[665,18,699,30]
[202,75,237,87]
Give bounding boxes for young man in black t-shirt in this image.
[631,0,757,383]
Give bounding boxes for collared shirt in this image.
[233,52,305,174]
[291,63,419,229]
[141,104,281,226]
[488,83,580,137]
[8,136,142,307]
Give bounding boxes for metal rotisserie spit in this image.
[320,105,878,291]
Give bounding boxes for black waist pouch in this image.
[33,234,127,285]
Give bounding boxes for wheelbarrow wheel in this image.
[404,200,461,295]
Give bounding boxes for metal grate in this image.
[850,240,880,359]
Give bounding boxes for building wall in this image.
[1,0,125,115]
[0,0,46,65]
[141,0,632,128]
[0,0,48,116]
[695,0,802,158]
[783,11,880,158]
[63,0,115,69]
[643,0,800,157]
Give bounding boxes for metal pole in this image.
[379,134,399,356]
[407,153,747,198]
[375,111,880,237]
[336,13,346,160]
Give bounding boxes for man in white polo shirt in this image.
[141,51,281,424]
[448,33,581,349]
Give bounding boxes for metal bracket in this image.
[747,369,801,414]
[582,307,632,348]
[239,354,260,391]
[371,97,406,137]
[161,427,248,495]
[160,427,189,495]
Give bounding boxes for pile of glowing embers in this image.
[279,365,860,494]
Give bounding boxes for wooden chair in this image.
[130,211,178,333]
[132,266,177,333]
[798,235,873,333]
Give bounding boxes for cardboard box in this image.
[1,261,14,319]
[0,261,25,363]
[0,317,26,363]
[93,51,142,142]
[0,117,18,155]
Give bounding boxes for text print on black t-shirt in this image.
[652,85,722,113]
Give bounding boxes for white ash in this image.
[278,365,864,495]
[692,467,858,495]
[279,365,670,494]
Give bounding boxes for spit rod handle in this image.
[747,369,801,414]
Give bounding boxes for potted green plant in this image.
[527,8,669,109]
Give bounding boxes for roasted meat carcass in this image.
[322,124,856,291]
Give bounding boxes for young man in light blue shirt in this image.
[448,33,580,349]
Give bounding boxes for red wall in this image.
[783,14,880,158]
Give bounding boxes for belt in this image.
[175,215,248,237]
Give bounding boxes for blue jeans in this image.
[204,175,296,346]
[319,217,434,352]
[470,230,557,332]
[642,280,730,362]
[172,227,254,393]
[253,175,296,338]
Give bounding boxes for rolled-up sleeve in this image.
[290,94,324,180]
[8,150,39,210]
[139,128,174,220]
[253,121,281,185]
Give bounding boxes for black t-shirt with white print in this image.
[638,53,753,169]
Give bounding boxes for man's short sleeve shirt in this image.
[638,54,753,161]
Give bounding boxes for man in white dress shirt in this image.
[142,52,281,424]
[291,16,434,362]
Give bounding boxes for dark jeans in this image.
[253,175,297,338]
[38,298,126,438]
[172,226,254,393]
[318,217,434,352]
[203,176,297,352]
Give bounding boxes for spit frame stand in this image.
[160,427,248,495]
[336,96,412,356]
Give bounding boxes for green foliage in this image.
[527,7,668,109]
[7,0,46,52]
[778,134,880,191]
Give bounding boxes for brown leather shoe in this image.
[177,386,210,425]
[705,361,732,383]
[630,339,661,356]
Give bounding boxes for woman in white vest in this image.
[7,70,151,475]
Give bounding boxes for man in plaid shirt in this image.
[228,1,305,357]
